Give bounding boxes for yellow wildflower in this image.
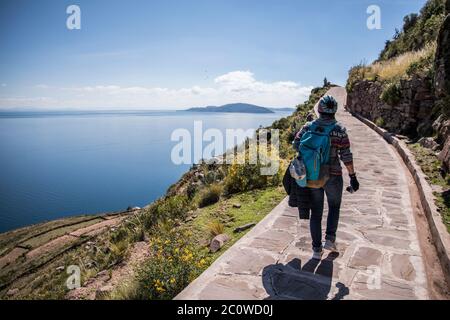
[156,286,166,293]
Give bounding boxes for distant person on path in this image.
[293,95,359,260]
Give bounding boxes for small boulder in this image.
[6,288,19,296]
[209,234,230,253]
[233,223,256,233]
[232,203,242,209]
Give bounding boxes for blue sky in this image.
[0,0,427,110]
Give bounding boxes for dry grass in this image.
[366,42,436,81]
[207,220,225,238]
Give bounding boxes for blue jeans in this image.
[308,175,343,252]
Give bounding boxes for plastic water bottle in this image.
[289,158,306,180]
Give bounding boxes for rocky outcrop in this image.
[346,75,435,137]
[435,0,450,98]
[434,1,450,172]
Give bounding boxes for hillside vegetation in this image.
[347,0,446,119]
[379,0,446,61]
[0,83,332,300]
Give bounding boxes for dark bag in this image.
[282,167,292,195]
[284,164,311,220]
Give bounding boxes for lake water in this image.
[0,110,290,232]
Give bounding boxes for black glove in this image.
[349,174,360,192]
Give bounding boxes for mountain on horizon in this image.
[186,103,275,114]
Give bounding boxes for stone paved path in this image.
[175,87,429,300]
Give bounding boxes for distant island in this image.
[185,103,275,114]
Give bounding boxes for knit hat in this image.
[318,95,338,114]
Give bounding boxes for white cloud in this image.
[0,97,57,107]
[0,71,313,110]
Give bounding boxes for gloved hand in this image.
[349,174,360,192]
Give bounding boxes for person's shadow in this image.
[262,252,349,300]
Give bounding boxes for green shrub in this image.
[110,226,129,244]
[158,195,191,220]
[375,117,385,127]
[223,155,284,195]
[406,47,436,77]
[381,81,402,106]
[109,239,129,264]
[142,195,192,230]
[224,161,268,195]
[186,183,198,200]
[272,117,290,130]
[346,63,370,91]
[130,230,208,300]
[198,184,222,208]
[134,227,145,242]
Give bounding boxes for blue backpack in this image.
[296,121,336,188]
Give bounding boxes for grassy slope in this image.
[181,187,286,260]
[409,144,450,232]
[109,187,286,299]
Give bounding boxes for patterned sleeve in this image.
[292,123,311,151]
[337,126,353,165]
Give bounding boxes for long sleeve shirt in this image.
[293,117,353,176]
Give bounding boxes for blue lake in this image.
[0,110,289,232]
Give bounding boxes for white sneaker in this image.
[324,240,338,252]
[312,250,323,260]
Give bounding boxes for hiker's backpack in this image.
[296,121,336,188]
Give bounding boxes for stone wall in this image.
[346,76,435,137]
